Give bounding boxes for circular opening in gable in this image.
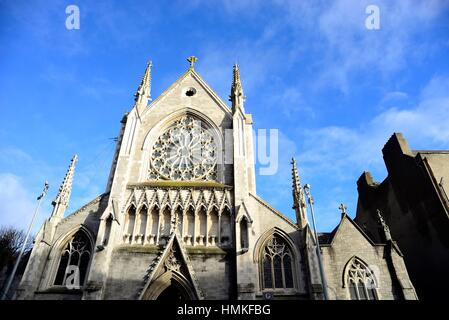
[185,87,197,97]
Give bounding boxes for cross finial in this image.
[338,203,347,216]
[187,56,198,69]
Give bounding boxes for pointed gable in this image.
[326,215,377,247]
[236,202,253,223]
[142,68,232,118]
[138,233,204,300]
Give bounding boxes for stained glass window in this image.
[54,230,91,287]
[148,116,217,181]
[346,258,377,300]
[262,235,295,289]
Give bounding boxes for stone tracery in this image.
[346,257,377,300]
[261,235,294,290]
[148,116,217,181]
[122,188,233,247]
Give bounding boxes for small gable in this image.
[329,215,377,248]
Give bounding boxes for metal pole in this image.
[1,181,49,300]
[303,184,329,300]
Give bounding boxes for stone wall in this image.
[102,246,233,299]
[321,216,404,300]
[355,133,449,300]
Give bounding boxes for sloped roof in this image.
[250,193,298,229]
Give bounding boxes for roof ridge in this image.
[57,193,106,226]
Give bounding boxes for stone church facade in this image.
[16,58,417,300]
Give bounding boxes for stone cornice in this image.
[128,181,232,190]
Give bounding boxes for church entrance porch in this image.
[141,271,198,300]
[156,282,189,300]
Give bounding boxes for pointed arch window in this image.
[220,207,232,246]
[185,207,195,236]
[346,258,377,300]
[261,235,294,289]
[175,207,183,237]
[239,218,248,250]
[208,208,219,245]
[150,206,159,235]
[197,208,207,246]
[54,230,92,287]
[161,208,172,240]
[139,206,148,237]
[184,206,195,246]
[124,205,136,243]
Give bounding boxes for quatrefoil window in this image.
[148,116,217,181]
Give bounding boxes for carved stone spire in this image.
[376,209,392,242]
[230,64,245,114]
[51,155,77,219]
[134,61,152,105]
[291,158,308,229]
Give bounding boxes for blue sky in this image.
[1,0,449,234]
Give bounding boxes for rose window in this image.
[148,116,217,181]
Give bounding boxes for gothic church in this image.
[16,58,418,300]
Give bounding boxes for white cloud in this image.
[269,87,315,119]
[239,0,449,93]
[380,91,409,106]
[300,75,449,177]
[0,173,37,231]
[0,145,111,232]
[310,0,445,92]
[2,1,89,56]
[288,75,449,230]
[254,74,449,231]
[0,147,33,164]
[421,75,449,100]
[198,39,283,101]
[256,130,298,212]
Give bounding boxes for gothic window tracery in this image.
[148,116,217,181]
[346,258,377,300]
[54,230,91,287]
[261,235,294,290]
[120,189,232,247]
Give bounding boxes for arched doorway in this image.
[141,271,198,300]
[156,281,189,300]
